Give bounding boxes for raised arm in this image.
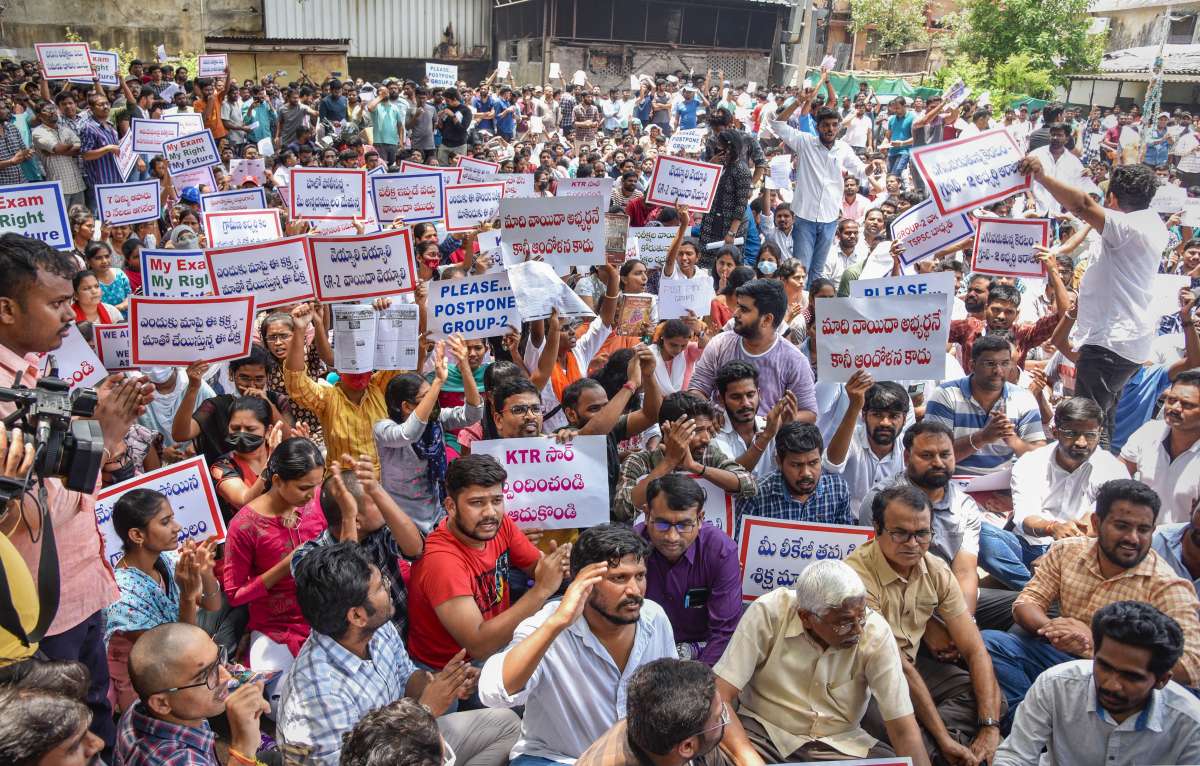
[1018,155,1106,232]
[663,204,691,278]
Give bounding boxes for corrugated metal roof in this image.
[1099,44,1200,73]
[1090,0,1199,13]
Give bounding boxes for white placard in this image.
[163,112,206,135]
[971,217,1049,278]
[94,324,133,371]
[549,63,562,79]
[497,61,511,79]
[693,475,734,536]
[443,182,505,232]
[815,294,950,383]
[889,198,975,267]
[645,156,723,214]
[399,161,463,186]
[1183,198,1200,228]
[197,53,228,78]
[202,209,282,248]
[849,272,957,317]
[666,128,708,155]
[766,154,792,191]
[659,277,716,319]
[140,249,211,298]
[163,130,221,176]
[506,261,596,321]
[330,304,421,372]
[95,456,226,567]
[625,226,676,270]
[1151,184,1188,215]
[200,188,267,213]
[307,219,381,237]
[48,324,107,392]
[130,295,255,366]
[471,436,610,530]
[475,173,536,199]
[170,165,217,194]
[455,155,501,183]
[130,118,180,155]
[115,131,139,182]
[557,177,614,199]
[820,54,838,71]
[306,228,417,303]
[375,305,421,370]
[499,195,605,267]
[370,172,445,224]
[426,63,458,88]
[35,43,92,80]
[428,271,521,340]
[289,167,367,220]
[68,49,117,88]
[0,181,72,250]
[911,128,1030,216]
[229,158,268,187]
[95,180,161,226]
[1152,274,1191,319]
[206,235,316,309]
[572,70,587,87]
[738,516,875,601]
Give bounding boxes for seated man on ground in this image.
[735,422,854,527]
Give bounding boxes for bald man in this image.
[115,623,270,766]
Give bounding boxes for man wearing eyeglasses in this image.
[847,485,1004,766]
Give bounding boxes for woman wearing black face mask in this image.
[210,397,283,524]
[100,422,163,487]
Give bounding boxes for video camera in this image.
[0,360,105,504]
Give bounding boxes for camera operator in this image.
[0,232,154,755]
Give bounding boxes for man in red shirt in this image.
[407,453,571,671]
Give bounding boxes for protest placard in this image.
[94,324,133,371]
[95,456,225,566]
[911,128,1029,216]
[200,188,267,213]
[497,61,511,79]
[68,49,118,88]
[197,53,228,78]
[499,195,605,267]
[115,131,138,182]
[475,173,535,199]
[766,155,792,192]
[689,476,734,536]
[163,111,206,135]
[307,228,417,302]
[375,305,421,370]
[605,212,630,265]
[95,180,161,226]
[330,304,421,372]
[369,172,445,224]
[35,43,92,79]
[659,277,716,320]
[1151,184,1188,215]
[307,219,381,237]
[507,261,596,320]
[645,156,723,214]
[0,181,71,250]
[849,272,957,317]
[738,516,875,601]
[816,294,949,383]
[444,182,505,232]
[130,118,180,155]
[455,155,501,183]
[549,62,562,79]
[471,436,610,530]
[130,295,255,366]
[666,128,708,155]
[289,167,367,220]
[616,294,654,336]
[399,161,463,185]
[50,324,107,393]
[140,249,211,298]
[229,158,268,187]
[888,198,975,267]
[202,209,282,248]
[1152,274,1192,321]
[556,177,614,199]
[332,304,379,374]
[428,272,521,340]
[163,130,221,176]
[625,226,677,270]
[971,217,1049,279]
[426,63,458,87]
[206,235,315,309]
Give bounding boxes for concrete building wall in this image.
[1098,3,1200,50]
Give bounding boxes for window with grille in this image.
[589,49,631,75]
[706,54,746,79]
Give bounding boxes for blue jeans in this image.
[512,756,560,766]
[791,217,838,287]
[888,150,911,177]
[983,628,1076,731]
[978,523,1033,590]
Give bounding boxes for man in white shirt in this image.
[1016,158,1169,449]
[1029,123,1086,216]
[1121,371,1200,526]
[821,218,862,287]
[824,373,910,511]
[761,204,796,261]
[478,524,676,765]
[841,101,873,156]
[712,360,793,480]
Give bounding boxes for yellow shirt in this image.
[713,586,913,759]
[0,533,40,662]
[283,368,398,469]
[846,539,967,662]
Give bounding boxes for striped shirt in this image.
[31,123,86,194]
[736,471,853,529]
[78,117,123,186]
[0,120,28,185]
[925,376,1045,476]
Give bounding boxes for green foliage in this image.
[949,0,1104,78]
[990,53,1056,106]
[848,0,930,53]
[64,27,200,85]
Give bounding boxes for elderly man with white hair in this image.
[711,560,931,765]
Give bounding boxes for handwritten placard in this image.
[455,155,501,183]
[475,173,535,199]
[471,436,610,530]
[815,294,949,383]
[428,271,521,340]
[140,249,211,298]
[0,181,72,250]
[1151,184,1188,215]
[444,182,505,232]
[370,172,445,224]
[68,49,117,88]
[94,324,133,371]
[95,456,225,566]
[49,324,107,392]
[202,209,282,248]
[163,130,221,176]
[499,195,605,267]
[35,43,92,79]
[557,177,614,199]
[95,180,161,226]
[645,156,722,214]
[889,198,975,267]
[200,188,267,213]
[399,161,463,186]
[197,54,228,78]
[306,228,417,302]
[115,131,138,182]
[426,63,458,88]
[206,235,315,309]
[659,277,715,319]
[163,112,205,135]
[130,295,256,366]
[911,128,1030,216]
[289,167,367,220]
[130,118,180,155]
[971,217,1049,278]
[737,516,875,601]
[626,226,678,270]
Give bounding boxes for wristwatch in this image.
[977,717,1000,728]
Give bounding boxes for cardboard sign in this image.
[738,516,875,601]
[330,304,420,372]
[849,272,957,318]
[475,173,536,199]
[130,295,255,366]
[197,53,228,78]
[289,167,367,220]
[0,181,72,250]
[206,235,316,309]
[95,180,161,226]
[130,118,180,155]
[889,198,975,267]
[200,188,267,213]
[202,209,282,248]
[399,161,463,186]
[68,49,117,88]
[48,324,107,392]
[426,63,458,88]
[163,130,221,176]
[163,112,206,135]
[370,172,445,224]
[428,271,521,340]
[557,177,614,199]
[140,249,212,298]
[971,217,1049,278]
[443,182,505,232]
[35,43,92,79]
[95,456,226,567]
[471,436,611,530]
[455,155,501,183]
[645,156,723,214]
[911,128,1030,216]
[307,228,417,302]
[94,324,133,371]
[499,195,605,267]
[625,226,677,270]
[815,294,950,383]
[229,158,268,187]
[659,277,715,320]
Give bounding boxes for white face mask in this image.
[142,366,175,384]
[758,260,778,276]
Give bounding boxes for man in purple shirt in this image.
[78,93,123,209]
[636,474,743,665]
[688,279,818,421]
